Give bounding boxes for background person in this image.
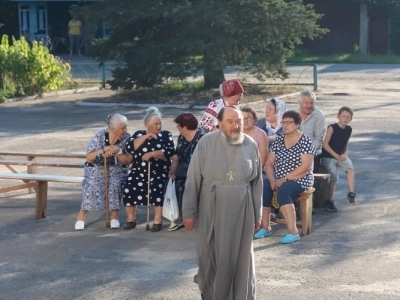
[256,98,287,144]
[168,113,206,231]
[122,107,174,232]
[321,106,356,211]
[198,79,244,132]
[75,114,132,230]
[68,16,82,56]
[255,111,316,243]
[291,90,326,170]
[241,107,269,167]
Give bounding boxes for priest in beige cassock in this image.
[182,106,263,300]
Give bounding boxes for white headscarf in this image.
[265,98,287,134]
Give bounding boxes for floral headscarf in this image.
[219,79,244,97]
[266,98,287,134]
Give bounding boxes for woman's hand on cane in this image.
[142,152,153,162]
[102,151,114,158]
[104,145,119,155]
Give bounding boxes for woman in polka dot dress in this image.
[255,110,316,244]
[122,107,175,232]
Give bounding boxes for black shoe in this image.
[348,192,357,205]
[150,223,162,232]
[325,200,338,212]
[123,221,136,230]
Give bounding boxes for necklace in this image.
[221,133,238,185]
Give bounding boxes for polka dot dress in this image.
[270,134,316,190]
[122,130,174,207]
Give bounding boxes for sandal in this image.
[280,233,300,244]
[150,223,162,232]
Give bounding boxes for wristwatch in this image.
[285,176,289,182]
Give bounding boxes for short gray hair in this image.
[144,106,162,124]
[105,113,128,129]
[299,90,316,103]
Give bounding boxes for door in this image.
[19,3,48,43]
[369,17,389,54]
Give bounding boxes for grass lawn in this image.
[287,53,400,64]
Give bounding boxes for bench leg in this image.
[301,194,313,236]
[35,181,48,219]
[27,156,37,194]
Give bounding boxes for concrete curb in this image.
[6,86,102,102]
[75,91,301,109]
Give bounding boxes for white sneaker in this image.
[110,219,120,229]
[75,220,85,230]
[168,221,177,229]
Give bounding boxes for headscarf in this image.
[219,79,244,98]
[266,98,287,134]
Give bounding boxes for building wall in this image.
[304,0,390,55]
[303,0,360,55]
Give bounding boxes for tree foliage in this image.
[74,0,327,89]
[0,35,71,101]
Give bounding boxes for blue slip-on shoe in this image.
[254,228,272,239]
[280,233,300,244]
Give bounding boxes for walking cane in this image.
[104,158,110,228]
[145,161,151,231]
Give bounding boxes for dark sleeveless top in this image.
[321,123,352,158]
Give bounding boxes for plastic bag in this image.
[162,179,180,222]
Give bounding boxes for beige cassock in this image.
[182,131,263,300]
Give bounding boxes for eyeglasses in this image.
[281,121,295,126]
[176,124,181,128]
[243,117,254,122]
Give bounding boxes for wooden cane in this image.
[145,161,151,231]
[104,158,110,228]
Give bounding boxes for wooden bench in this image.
[0,173,83,219]
[270,187,315,236]
[0,151,85,193]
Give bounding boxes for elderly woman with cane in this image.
[122,107,174,232]
[75,113,133,230]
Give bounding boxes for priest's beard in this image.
[223,130,245,145]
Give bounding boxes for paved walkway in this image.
[0,90,400,299]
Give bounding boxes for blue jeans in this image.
[263,177,305,207]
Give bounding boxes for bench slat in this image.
[0,182,39,194]
[0,160,83,168]
[0,151,86,159]
[0,173,83,183]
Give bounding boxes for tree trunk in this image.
[359,3,369,55]
[203,65,225,89]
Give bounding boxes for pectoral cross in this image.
[227,167,235,184]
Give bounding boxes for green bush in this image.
[0,35,71,102]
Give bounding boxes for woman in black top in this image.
[168,113,206,231]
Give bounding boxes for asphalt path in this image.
[0,89,400,299]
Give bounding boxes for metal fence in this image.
[67,60,318,90]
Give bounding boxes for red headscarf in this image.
[221,79,244,98]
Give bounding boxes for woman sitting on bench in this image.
[75,113,133,230]
[254,111,316,244]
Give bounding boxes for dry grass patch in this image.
[88,82,304,106]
